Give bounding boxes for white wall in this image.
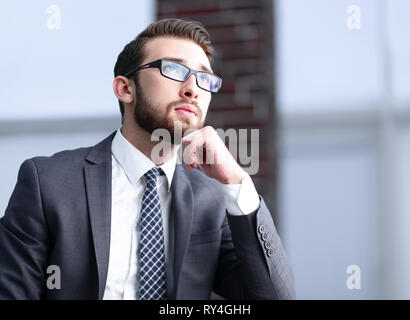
[276,0,410,299]
[0,0,154,120]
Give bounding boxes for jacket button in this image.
[258,225,265,234]
[267,249,274,257]
[261,232,268,241]
[264,241,272,250]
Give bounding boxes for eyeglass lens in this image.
[161,60,221,93]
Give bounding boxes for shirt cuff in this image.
[222,174,260,216]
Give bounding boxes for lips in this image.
[174,105,197,116]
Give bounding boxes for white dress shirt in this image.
[103,129,260,300]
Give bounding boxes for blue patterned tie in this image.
[139,167,167,300]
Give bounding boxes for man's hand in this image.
[181,126,247,184]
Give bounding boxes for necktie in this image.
[139,167,167,300]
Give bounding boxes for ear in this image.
[113,76,135,105]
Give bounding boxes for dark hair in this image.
[114,18,215,121]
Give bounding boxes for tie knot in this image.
[144,167,163,185]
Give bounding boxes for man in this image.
[0,19,295,300]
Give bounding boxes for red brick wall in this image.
[157,0,278,221]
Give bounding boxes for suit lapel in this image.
[84,132,116,300]
[170,165,194,299]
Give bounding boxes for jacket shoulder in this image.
[29,146,93,168]
[27,131,116,169]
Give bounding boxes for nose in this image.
[179,74,199,100]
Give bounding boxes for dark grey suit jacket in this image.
[0,132,295,300]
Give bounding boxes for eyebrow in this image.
[161,56,213,73]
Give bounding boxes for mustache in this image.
[167,99,201,115]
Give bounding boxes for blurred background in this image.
[1,0,410,299]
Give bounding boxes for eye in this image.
[210,77,221,91]
[163,62,185,75]
[163,64,177,72]
[198,73,211,84]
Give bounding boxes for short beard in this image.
[133,80,204,145]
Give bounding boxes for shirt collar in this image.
[111,129,177,191]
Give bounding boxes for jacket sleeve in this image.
[213,196,296,299]
[0,159,49,299]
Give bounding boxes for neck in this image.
[120,123,177,166]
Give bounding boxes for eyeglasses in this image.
[123,59,222,93]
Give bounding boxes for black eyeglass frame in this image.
[123,59,222,93]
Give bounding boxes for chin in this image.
[170,115,199,129]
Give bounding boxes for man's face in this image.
[133,36,213,144]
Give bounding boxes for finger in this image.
[181,139,198,167]
[182,132,205,168]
